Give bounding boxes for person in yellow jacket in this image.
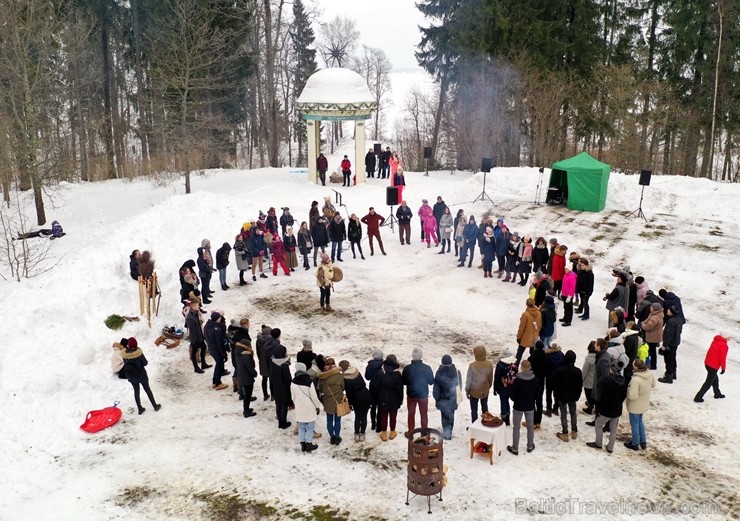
[316,253,334,313]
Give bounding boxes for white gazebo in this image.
[296,68,377,184]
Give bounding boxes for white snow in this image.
[296,68,374,105]
[2,145,738,520]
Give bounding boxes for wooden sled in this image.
[155,335,181,349]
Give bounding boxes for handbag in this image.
[328,385,350,417]
[445,226,453,233]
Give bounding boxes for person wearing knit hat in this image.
[340,360,373,441]
[694,333,730,402]
[402,348,435,438]
[433,354,460,440]
[122,337,161,415]
[230,317,252,394]
[205,311,229,390]
[316,252,335,313]
[293,358,321,451]
[658,305,683,384]
[255,325,273,400]
[296,339,318,369]
[640,301,664,370]
[365,349,385,432]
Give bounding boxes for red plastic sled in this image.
[80,402,122,433]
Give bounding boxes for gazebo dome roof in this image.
[297,68,374,106]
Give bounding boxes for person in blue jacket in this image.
[249,229,268,281]
[458,216,479,268]
[495,225,510,278]
[433,355,460,440]
[402,347,435,437]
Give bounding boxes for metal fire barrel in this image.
[407,428,444,498]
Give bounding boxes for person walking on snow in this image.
[316,153,328,186]
[694,332,730,402]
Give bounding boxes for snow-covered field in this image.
[2,146,738,520]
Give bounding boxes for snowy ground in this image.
[1,146,738,520]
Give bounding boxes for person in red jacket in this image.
[361,207,386,256]
[550,245,568,296]
[341,155,352,187]
[694,332,730,402]
[271,234,290,276]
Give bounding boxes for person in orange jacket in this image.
[694,332,730,402]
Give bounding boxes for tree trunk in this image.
[430,74,448,167]
[131,0,150,172]
[101,25,117,179]
[263,0,279,167]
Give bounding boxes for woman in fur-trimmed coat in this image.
[319,358,346,445]
[122,337,161,415]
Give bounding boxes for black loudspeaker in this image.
[639,169,652,186]
[374,143,382,155]
[424,146,433,159]
[386,186,399,206]
[481,158,493,173]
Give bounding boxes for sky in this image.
[312,0,432,72]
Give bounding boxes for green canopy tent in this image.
[546,152,611,212]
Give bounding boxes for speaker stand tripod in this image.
[385,205,398,232]
[469,172,494,205]
[627,185,648,223]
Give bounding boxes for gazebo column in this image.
[306,119,320,183]
[354,120,366,185]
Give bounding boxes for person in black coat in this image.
[507,360,540,455]
[527,341,550,428]
[339,360,373,441]
[575,258,594,320]
[231,318,252,395]
[279,208,294,236]
[235,343,258,418]
[269,344,293,429]
[588,361,626,453]
[296,338,318,369]
[377,355,404,440]
[204,312,229,389]
[395,202,413,245]
[122,337,161,415]
[432,197,447,242]
[185,306,208,373]
[365,348,384,432]
[255,325,273,400]
[347,214,365,260]
[532,237,549,274]
[216,242,231,290]
[586,338,613,429]
[659,289,686,324]
[179,259,199,303]
[551,350,583,441]
[328,212,346,262]
[130,250,141,281]
[297,222,313,270]
[311,217,330,267]
[365,149,376,178]
[658,306,683,383]
[432,355,459,440]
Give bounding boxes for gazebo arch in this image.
[296,68,377,184]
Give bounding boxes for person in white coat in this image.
[292,362,322,452]
[624,358,656,450]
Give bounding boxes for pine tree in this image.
[290,0,317,167]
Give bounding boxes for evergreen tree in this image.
[290,0,317,167]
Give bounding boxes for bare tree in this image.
[146,0,249,193]
[0,193,56,281]
[351,46,393,141]
[318,16,359,68]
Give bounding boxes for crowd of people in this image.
[121,189,731,458]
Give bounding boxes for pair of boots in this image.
[379,431,397,441]
[238,271,247,286]
[483,271,493,278]
[301,441,318,452]
[221,283,229,290]
[138,403,161,415]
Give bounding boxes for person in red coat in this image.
[361,208,386,256]
[341,155,352,187]
[271,234,290,276]
[550,245,568,296]
[694,333,730,402]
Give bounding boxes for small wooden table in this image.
[469,419,507,465]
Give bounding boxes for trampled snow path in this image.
[1,151,738,520]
